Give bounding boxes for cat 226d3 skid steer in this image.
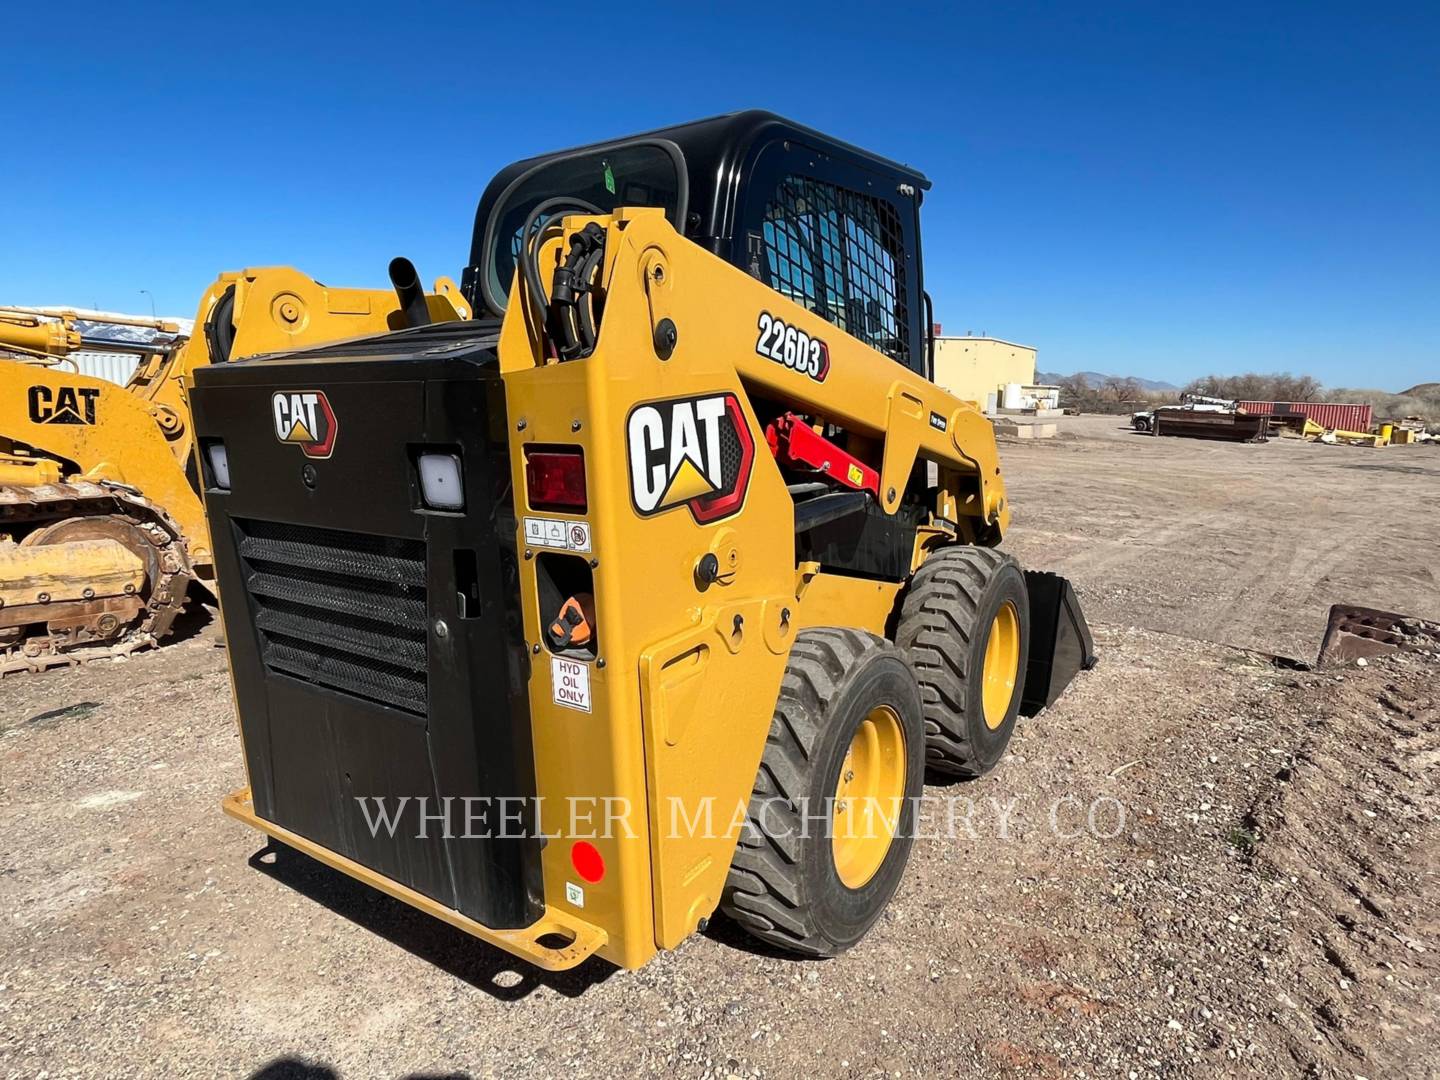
[190,111,1094,971]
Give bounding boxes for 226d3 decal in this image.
[271,390,338,459]
[755,311,830,382]
[627,393,755,523]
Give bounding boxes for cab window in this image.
[484,143,683,310]
[758,174,911,365]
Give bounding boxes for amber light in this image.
[525,448,587,512]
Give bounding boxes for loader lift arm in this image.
[504,207,1010,546]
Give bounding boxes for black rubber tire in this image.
[895,546,1031,779]
[204,284,237,363]
[720,628,925,957]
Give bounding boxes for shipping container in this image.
[1237,401,1373,433]
[70,351,140,386]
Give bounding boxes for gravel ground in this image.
[1002,416,1440,661]
[2,417,1438,1079]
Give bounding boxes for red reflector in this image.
[571,840,605,883]
[525,448,587,512]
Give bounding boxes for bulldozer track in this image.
[0,481,194,676]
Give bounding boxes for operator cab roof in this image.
[464,110,932,319]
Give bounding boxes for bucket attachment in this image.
[1020,570,1097,716]
[1316,604,1440,667]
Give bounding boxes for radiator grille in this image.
[236,519,427,716]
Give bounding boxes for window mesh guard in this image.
[760,177,910,365]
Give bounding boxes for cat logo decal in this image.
[271,390,338,459]
[626,393,754,523]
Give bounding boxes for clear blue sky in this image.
[5,1,1435,390]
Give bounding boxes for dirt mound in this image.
[1242,653,1440,1075]
[947,632,1440,1079]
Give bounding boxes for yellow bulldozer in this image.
[0,276,471,674]
[185,111,1094,970]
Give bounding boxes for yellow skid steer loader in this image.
[190,112,1095,970]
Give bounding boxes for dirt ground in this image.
[2,417,1438,1079]
[1002,416,1440,662]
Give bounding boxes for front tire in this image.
[896,546,1030,778]
[720,629,925,957]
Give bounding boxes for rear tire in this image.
[720,628,924,957]
[896,546,1030,778]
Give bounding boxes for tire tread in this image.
[896,546,1021,777]
[719,628,897,956]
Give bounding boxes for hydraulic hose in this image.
[519,197,603,314]
[518,197,604,359]
[551,223,607,359]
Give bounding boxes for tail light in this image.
[525,447,587,512]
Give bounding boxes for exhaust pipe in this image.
[388,257,431,328]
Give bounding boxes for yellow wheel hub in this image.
[831,705,907,889]
[982,600,1021,730]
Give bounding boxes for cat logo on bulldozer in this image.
[626,392,754,524]
[28,385,100,425]
[271,390,338,459]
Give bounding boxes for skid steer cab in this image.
[191,111,1095,972]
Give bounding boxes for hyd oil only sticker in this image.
[551,656,592,712]
[523,516,591,552]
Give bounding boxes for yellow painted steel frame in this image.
[493,208,1008,969]
[221,788,605,972]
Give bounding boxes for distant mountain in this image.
[1037,370,1179,392]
